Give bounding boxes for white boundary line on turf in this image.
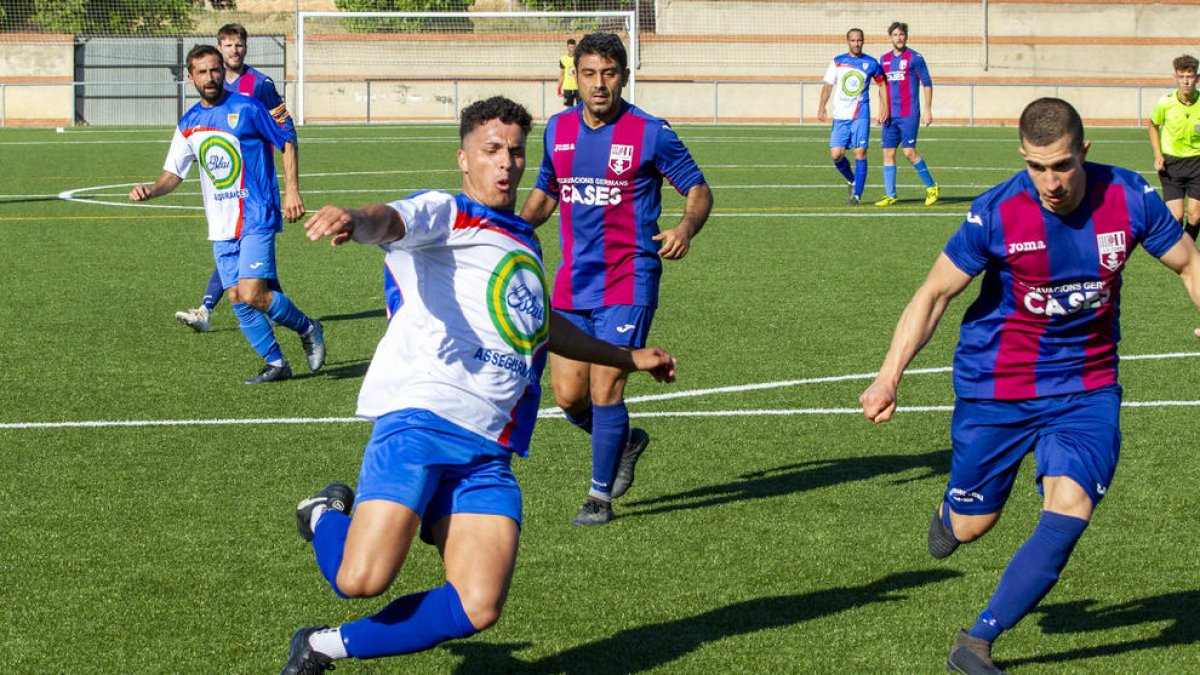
[3,352,1198,431]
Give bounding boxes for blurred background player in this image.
[558,38,579,107]
[875,22,939,207]
[861,98,1200,674]
[130,45,324,384]
[521,32,713,526]
[174,23,304,333]
[280,96,677,674]
[818,28,889,206]
[1149,54,1200,239]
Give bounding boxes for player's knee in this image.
[239,286,271,311]
[552,381,589,412]
[454,583,506,631]
[903,148,921,162]
[948,512,999,543]
[335,564,394,598]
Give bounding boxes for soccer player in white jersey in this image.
[818,27,889,205]
[278,96,678,674]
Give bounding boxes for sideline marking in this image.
[3,352,1197,430]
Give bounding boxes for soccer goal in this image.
[296,10,637,125]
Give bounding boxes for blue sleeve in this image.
[248,98,292,150]
[914,54,932,86]
[254,76,298,143]
[1138,179,1185,258]
[533,122,559,200]
[870,59,885,82]
[943,204,992,277]
[654,123,706,196]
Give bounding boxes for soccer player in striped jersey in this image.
[129,46,324,384]
[174,23,304,333]
[874,22,939,207]
[818,28,889,206]
[861,98,1200,674]
[279,96,676,674]
[522,31,713,526]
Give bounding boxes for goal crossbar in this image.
[296,10,638,125]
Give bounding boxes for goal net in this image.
[296,10,637,125]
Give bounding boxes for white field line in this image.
[3,352,1198,431]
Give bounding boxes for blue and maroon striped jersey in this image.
[943,163,1182,400]
[534,101,707,310]
[881,48,931,119]
[226,65,297,142]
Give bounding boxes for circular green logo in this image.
[197,135,242,190]
[841,71,866,97]
[487,250,548,355]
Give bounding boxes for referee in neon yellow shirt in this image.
[558,38,579,107]
[1150,54,1200,238]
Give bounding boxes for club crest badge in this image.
[226,113,239,129]
[608,143,634,175]
[1097,231,1127,272]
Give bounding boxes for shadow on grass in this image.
[999,592,1200,668]
[319,308,386,323]
[445,569,961,674]
[624,448,949,518]
[313,358,371,380]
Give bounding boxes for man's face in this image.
[576,52,627,124]
[188,53,226,105]
[890,28,908,52]
[847,31,864,57]
[218,35,246,73]
[1020,135,1090,215]
[457,118,527,212]
[567,42,575,56]
[1175,68,1197,98]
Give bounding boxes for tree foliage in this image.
[333,0,471,33]
[0,0,231,35]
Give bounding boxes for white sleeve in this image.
[823,60,838,86]
[162,128,194,179]
[383,191,457,251]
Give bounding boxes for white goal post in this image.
[296,10,638,125]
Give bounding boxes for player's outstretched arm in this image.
[280,141,305,222]
[860,253,972,424]
[519,188,558,228]
[304,203,405,247]
[1153,236,1200,335]
[128,171,183,202]
[654,183,713,260]
[549,311,676,383]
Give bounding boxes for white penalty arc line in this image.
[3,352,1199,431]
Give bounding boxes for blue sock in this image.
[564,405,594,434]
[202,269,224,311]
[883,164,897,198]
[341,582,478,659]
[833,157,854,183]
[969,511,1089,642]
[265,290,312,335]
[231,302,284,364]
[590,403,630,496]
[853,158,868,198]
[312,509,352,599]
[913,158,936,188]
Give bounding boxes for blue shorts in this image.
[830,118,870,149]
[881,116,921,149]
[356,408,522,545]
[213,231,277,289]
[946,385,1122,515]
[555,305,655,349]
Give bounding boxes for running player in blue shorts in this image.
[278,96,677,674]
[874,22,939,207]
[861,98,1200,674]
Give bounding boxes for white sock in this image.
[587,488,612,503]
[308,626,348,660]
[309,504,328,534]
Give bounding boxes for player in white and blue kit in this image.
[130,45,324,384]
[278,97,677,674]
[817,28,889,205]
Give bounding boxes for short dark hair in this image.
[847,28,864,40]
[459,96,532,141]
[575,32,627,72]
[888,22,908,36]
[186,44,223,73]
[1019,97,1085,151]
[217,23,248,42]
[567,38,576,46]
[1173,54,1198,73]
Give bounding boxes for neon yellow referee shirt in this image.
[1151,90,1200,158]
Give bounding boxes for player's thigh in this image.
[237,230,278,280]
[1034,385,1121,517]
[880,119,902,150]
[212,239,242,291]
[585,304,655,405]
[339,499,421,596]
[849,117,870,150]
[550,308,596,407]
[434,513,520,629]
[830,119,852,151]
[947,398,1041,517]
[1159,158,1188,205]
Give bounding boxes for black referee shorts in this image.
[1158,155,1200,201]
